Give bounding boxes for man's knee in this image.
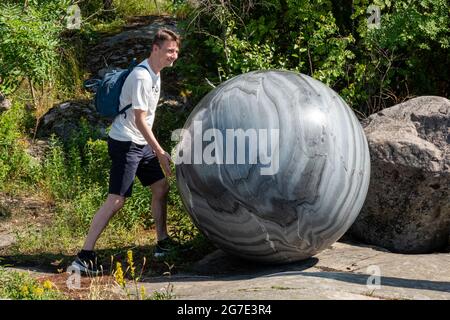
[107,194,126,211]
[151,179,169,199]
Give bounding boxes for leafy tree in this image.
[176,0,449,115]
[0,0,73,136]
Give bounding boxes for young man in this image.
[72,29,180,274]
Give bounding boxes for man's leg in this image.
[82,194,125,251]
[150,178,170,241]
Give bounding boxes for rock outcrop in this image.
[0,93,12,112]
[37,101,110,144]
[88,17,177,76]
[350,96,450,253]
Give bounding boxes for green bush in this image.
[41,137,72,200]
[178,1,355,94]
[113,0,170,17]
[354,0,450,112]
[0,1,69,95]
[176,0,449,114]
[0,103,38,187]
[0,266,64,300]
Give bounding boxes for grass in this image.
[0,179,215,273]
[0,266,65,300]
[0,251,177,300]
[113,0,172,17]
[0,117,214,298]
[0,162,215,299]
[86,0,173,35]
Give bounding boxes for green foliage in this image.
[176,0,449,114]
[113,0,170,17]
[344,0,449,113]
[0,103,39,186]
[78,0,171,22]
[182,1,355,83]
[166,175,199,243]
[41,137,72,199]
[0,1,69,95]
[0,266,64,300]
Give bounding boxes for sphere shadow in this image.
[173,248,319,279]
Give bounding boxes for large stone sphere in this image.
[174,70,370,263]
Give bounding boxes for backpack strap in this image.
[83,79,102,92]
[118,65,152,119]
[119,103,133,118]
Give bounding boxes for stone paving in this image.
[138,241,450,300]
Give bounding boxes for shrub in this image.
[175,0,449,115]
[0,266,64,300]
[0,1,68,95]
[0,103,38,187]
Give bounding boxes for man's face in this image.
[154,40,179,68]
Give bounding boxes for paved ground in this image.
[138,240,450,300]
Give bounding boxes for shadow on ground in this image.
[140,248,450,294]
[2,239,450,295]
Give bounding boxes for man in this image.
[72,28,180,274]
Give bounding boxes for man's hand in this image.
[134,109,172,176]
[155,149,172,177]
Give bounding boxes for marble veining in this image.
[175,70,370,263]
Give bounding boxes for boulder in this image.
[0,93,12,112]
[87,17,177,77]
[37,101,110,144]
[349,96,450,253]
[36,95,187,145]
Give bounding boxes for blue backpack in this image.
[84,59,150,119]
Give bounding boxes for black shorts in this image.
[108,137,165,197]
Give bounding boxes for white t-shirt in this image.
[109,59,161,145]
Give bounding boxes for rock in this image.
[0,93,12,112]
[25,139,50,164]
[59,102,71,110]
[87,18,178,75]
[139,242,450,300]
[0,232,15,249]
[349,96,450,253]
[37,101,111,144]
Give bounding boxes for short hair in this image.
[151,28,181,51]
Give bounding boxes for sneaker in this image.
[71,250,101,275]
[154,237,179,258]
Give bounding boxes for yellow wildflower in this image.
[43,280,54,290]
[127,250,135,278]
[32,286,44,297]
[140,285,146,300]
[21,285,29,297]
[114,262,125,288]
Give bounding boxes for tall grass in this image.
[0,103,39,191]
[113,0,172,17]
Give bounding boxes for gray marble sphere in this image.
[175,70,370,263]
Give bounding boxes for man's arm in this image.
[134,109,172,176]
